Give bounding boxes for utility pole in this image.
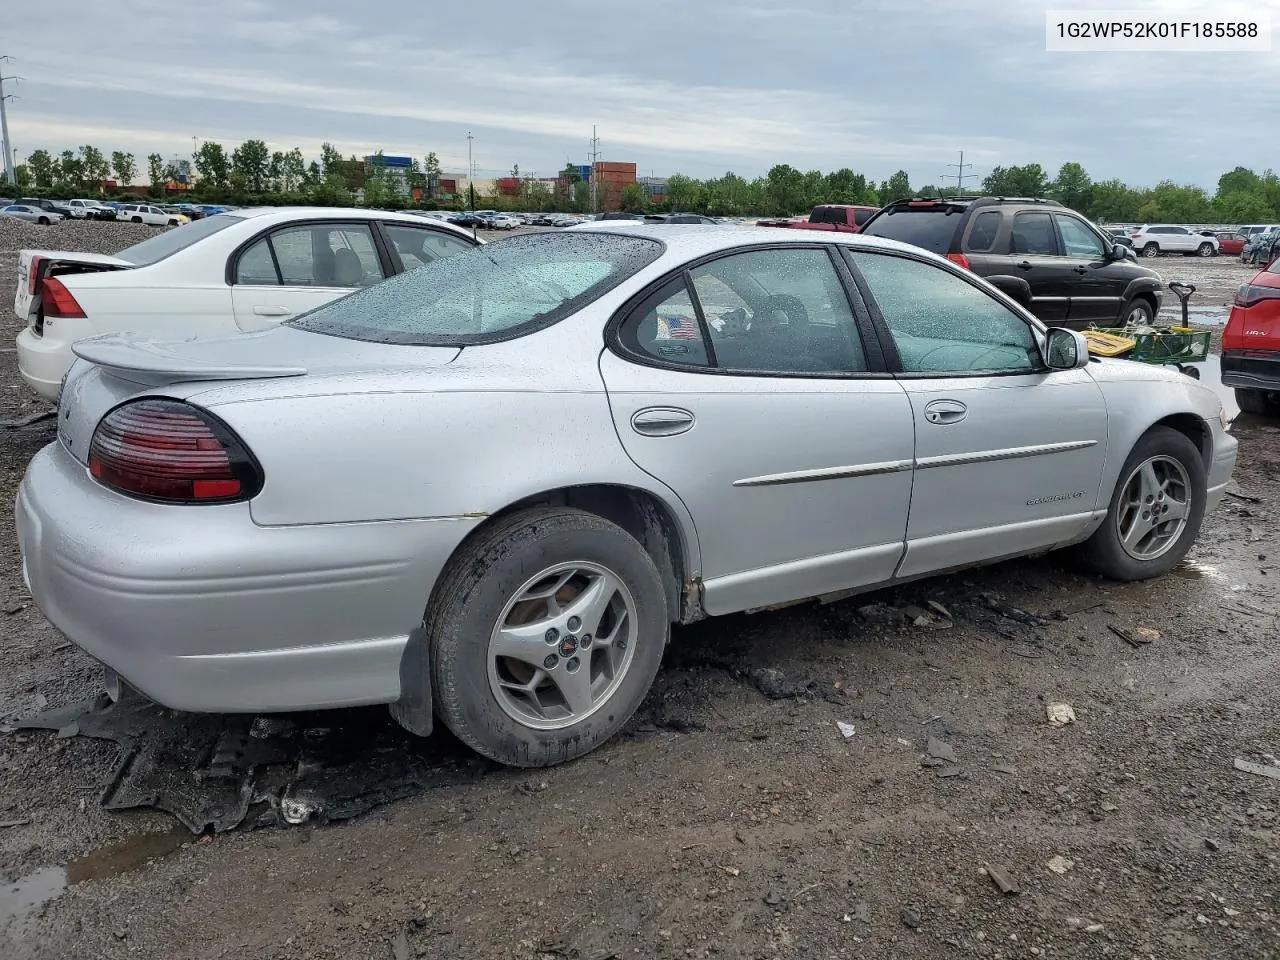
[0,57,20,185]
[589,125,599,213]
[944,150,974,194]
[466,130,475,210]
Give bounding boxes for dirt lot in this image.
[2,223,1279,960]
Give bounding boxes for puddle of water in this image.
[0,825,190,927]
[1173,560,1229,582]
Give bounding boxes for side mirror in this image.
[986,274,1033,307]
[1045,328,1090,370]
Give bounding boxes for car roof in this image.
[217,206,477,239]
[566,222,936,259]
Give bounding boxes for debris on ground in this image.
[1109,624,1160,647]
[4,602,26,615]
[926,737,957,763]
[0,408,56,429]
[983,863,1019,895]
[1233,758,1280,781]
[836,721,856,739]
[1047,855,1075,875]
[1046,703,1077,727]
[0,818,32,828]
[900,906,922,928]
[391,926,411,960]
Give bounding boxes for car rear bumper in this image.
[15,442,482,713]
[1221,350,1280,391]
[15,326,69,400]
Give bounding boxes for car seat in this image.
[333,248,364,286]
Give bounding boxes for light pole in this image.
[0,57,19,186]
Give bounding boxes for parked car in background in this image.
[1222,256,1280,415]
[1129,225,1218,258]
[65,199,98,219]
[486,214,521,230]
[19,197,75,219]
[1106,229,1134,249]
[115,203,184,226]
[1210,231,1248,256]
[14,207,481,400]
[3,204,65,225]
[1241,230,1280,265]
[14,226,1236,770]
[1239,223,1280,239]
[759,204,880,233]
[858,196,1163,328]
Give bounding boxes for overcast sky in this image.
[6,0,1278,189]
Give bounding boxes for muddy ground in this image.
[2,223,1279,960]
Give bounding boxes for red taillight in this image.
[28,255,45,294]
[946,253,971,269]
[1234,283,1280,308]
[41,277,86,318]
[87,399,262,504]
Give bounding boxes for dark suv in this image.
[858,197,1163,328]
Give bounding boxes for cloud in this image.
[6,0,1279,189]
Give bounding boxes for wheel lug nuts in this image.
[543,654,558,669]
[544,628,559,644]
[566,657,581,673]
[567,616,582,632]
[580,633,593,649]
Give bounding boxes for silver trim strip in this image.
[1031,296,1069,302]
[916,439,1098,470]
[733,459,913,487]
[1071,296,1122,302]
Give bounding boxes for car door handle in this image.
[631,407,695,436]
[1016,260,1033,270]
[923,399,967,424]
[1073,265,1088,273]
[253,305,293,316]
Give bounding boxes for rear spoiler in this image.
[72,336,307,387]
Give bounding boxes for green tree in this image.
[982,163,1049,197]
[763,164,806,215]
[110,151,136,186]
[1216,166,1262,199]
[881,170,911,203]
[230,139,271,193]
[56,150,84,189]
[1216,191,1276,222]
[78,145,111,187]
[303,160,322,187]
[664,173,704,212]
[193,141,230,187]
[424,151,442,198]
[147,153,166,192]
[620,182,648,212]
[1049,161,1092,211]
[14,164,31,188]
[27,150,56,188]
[1148,180,1213,222]
[1085,178,1141,223]
[526,178,553,211]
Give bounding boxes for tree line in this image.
[9,142,1280,224]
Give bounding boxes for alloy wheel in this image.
[487,561,638,731]
[1115,455,1192,561]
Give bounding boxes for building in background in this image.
[639,176,667,205]
[592,161,637,211]
[363,154,415,196]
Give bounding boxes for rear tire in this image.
[1075,426,1206,581]
[131,216,142,223]
[1235,388,1279,416]
[425,507,669,768]
[38,216,50,225]
[1197,242,1214,257]
[1142,242,1160,258]
[167,219,178,226]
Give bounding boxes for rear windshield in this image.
[288,232,664,345]
[113,214,244,266]
[858,206,968,254]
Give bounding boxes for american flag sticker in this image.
[658,313,700,340]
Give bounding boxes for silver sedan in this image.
[16,226,1238,767]
[3,204,65,225]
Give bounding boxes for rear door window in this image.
[963,211,1003,252]
[858,205,967,254]
[1010,213,1059,255]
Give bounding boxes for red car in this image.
[1222,260,1280,415]
[1213,231,1248,256]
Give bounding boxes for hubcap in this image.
[1126,304,1149,325]
[1115,455,1192,561]
[487,562,637,731]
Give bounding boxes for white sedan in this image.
[15,207,481,399]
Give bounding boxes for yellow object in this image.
[1082,330,1136,357]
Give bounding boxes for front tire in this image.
[167,219,179,226]
[1235,388,1279,416]
[131,216,142,223]
[425,507,669,768]
[38,216,50,225]
[1142,242,1160,258]
[1076,426,1206,581]
[1120,297,1154,327]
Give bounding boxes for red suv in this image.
[1222,257,1280,415]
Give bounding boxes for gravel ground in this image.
[2,222,1279,960]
